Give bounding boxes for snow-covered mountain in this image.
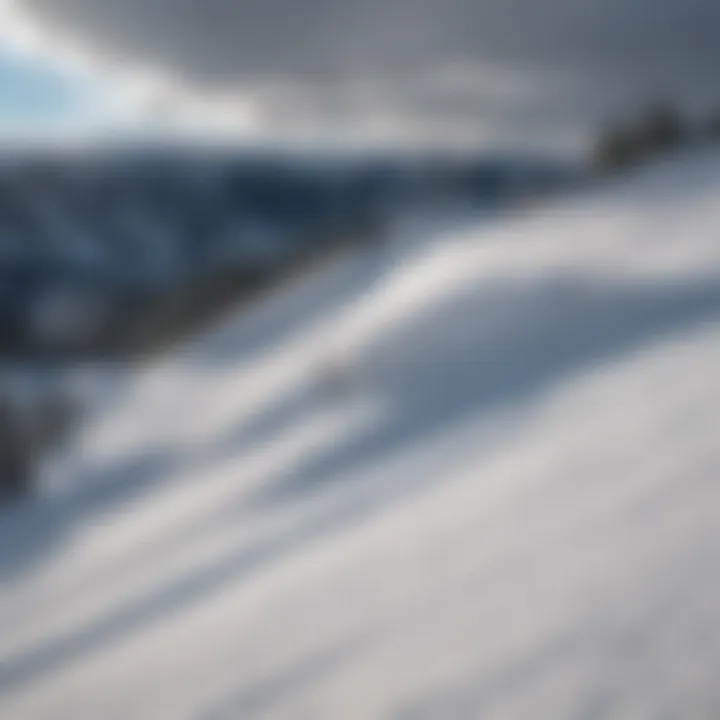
[0,147,566,357]
[2,149,720,718]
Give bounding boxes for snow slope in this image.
[2,151,720,718]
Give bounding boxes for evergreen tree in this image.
[638,101,684,154]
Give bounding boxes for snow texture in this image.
[2,151,720,718]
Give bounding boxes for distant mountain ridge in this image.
[0,145,572,358]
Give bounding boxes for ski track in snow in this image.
[2,152,720,718]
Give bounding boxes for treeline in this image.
[594,102,720,172]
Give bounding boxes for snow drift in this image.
[2,150,720,718]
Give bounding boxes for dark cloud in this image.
[17,0,720,146]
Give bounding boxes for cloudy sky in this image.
[1,0,719,148]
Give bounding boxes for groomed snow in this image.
[2,151,720,719]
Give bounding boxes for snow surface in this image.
[2,151,720,718]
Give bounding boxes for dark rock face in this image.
[0,382,83,505]
[0,401,32,503]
